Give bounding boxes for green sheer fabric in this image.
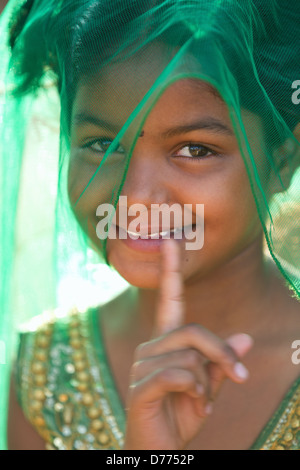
[0,0,299,449]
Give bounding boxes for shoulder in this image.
[15,308,85,391]
[14,307,124,450]
[17,307,94,358]
[18,307,83,335]
[15,306,95,391]
[14,308,90,449]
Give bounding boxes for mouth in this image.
[125,226,186,239]
[110,224,197,253]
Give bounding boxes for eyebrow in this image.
[73,112,234,137]
[161,118,234,138]
[72,112,120,133]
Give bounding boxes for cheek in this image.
[179,161,262,251]
[68,155,94,206]
[68,156,116,224]
[67,159,103,254]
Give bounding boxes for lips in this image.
[116,224,196,239]
[126,227,183,239]
[110,223,198,253]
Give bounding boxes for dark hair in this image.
[8,0,299,135]
[9,0,34,50]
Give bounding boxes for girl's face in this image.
[69,58,265,289]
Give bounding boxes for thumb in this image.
[207,333,254,401]
[226,333,254,359]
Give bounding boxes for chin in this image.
[108,252,161,289]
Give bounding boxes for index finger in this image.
[152,238,185,338]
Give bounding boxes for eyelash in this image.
[174,143,219,160]
[82,138,125,155]
[81,138,219,160]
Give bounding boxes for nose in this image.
[119,144,169,210]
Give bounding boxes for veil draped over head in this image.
[0,0,299,449]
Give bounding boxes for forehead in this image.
[72,79,228,136]
[71,42,230,127]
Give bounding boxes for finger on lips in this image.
[131,238,252,412]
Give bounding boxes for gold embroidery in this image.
[260,385,300,450]
[24,308,123,450]
[26,317,55,444]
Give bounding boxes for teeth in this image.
[127,227,182,239]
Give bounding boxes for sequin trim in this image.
[18,308,124,450]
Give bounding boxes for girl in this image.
[2,0,300,450]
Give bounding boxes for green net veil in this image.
[0,0,299,449]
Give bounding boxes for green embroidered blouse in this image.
[15,308,300,450]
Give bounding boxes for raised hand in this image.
[123,239,253,450]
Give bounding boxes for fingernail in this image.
[240,333,254,348]
[196,384,204,395]
[234,362,249,380]
[240,333,254,343]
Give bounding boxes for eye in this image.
[175,144,217,159]
[82,138,125,154]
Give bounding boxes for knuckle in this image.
[155,368,193,389]
[156,368,175,385]
[130,360,143,377]
[168,294,184,304]
[128,383,143,404]
[219,343,237,363]
[184,322,202,338]
[184,349,200,368]
[133,342,148,360]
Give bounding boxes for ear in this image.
[268,123,300,196]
